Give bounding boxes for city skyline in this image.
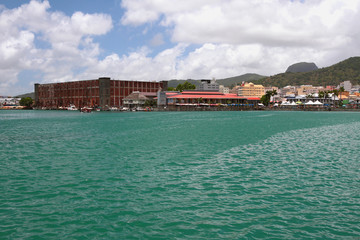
[1,0,360,96]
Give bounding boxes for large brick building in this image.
[35,77,167,109]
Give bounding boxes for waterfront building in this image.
[219,85,230,94]
[166,91,260,106]
[34,77,167,109]
[326,86,337,91]
[0,97,20,106]
[285,93,339,105]
[297,85,325,96]
[230,85,241,94]
[198,78,219,91]
[279,86,297,97]
[339,81,352,92]
[123,91,149,108]
[238,82,265,98]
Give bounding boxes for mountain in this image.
[167,79,202,88]
[255,57,360,87]
[285,62,318,73]
[167,73,266,89]
[217,73,266,87]
[15,92,35,99]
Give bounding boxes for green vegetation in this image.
[216,73,266,87]
[260,90,277,106]
[167,79,201,88]
[144,99,157,107]
[285,62,318,73]
[167,73,266,88]
[255,57,360,87]
[19,97,33,108]
[175,81,196,92]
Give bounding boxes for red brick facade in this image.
[35,78,167,109]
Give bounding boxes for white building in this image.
[219,85,229,94]
[198,78,219,91]
[0,97,20,106]
[339,81,352,92]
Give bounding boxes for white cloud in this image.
[120,0,360,75]
[0,0,113,95]
[78,44,188,81]
[121,0,360,47]
[150,33,165,46]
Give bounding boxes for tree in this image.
[260,91,272,106]
[332,89,339,96]
[167,87,176,91]
[306,94,314,99]
[339,86,345,100]
[324,91,329,99]
[144,99,157,107]
[19,97,33,108]
[176,81,196,92]
[269,89,277,103]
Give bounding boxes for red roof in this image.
[167,93,247,99]
[181,91,224,95]
[166,92,260,100]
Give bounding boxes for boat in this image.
[80,107,92,113]
[67,104,78,111]
[109,107,119,111]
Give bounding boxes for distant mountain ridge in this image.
[15,92,35,99]
[167,73,266,88]
[286,62,318,73]
[255,57,360,87]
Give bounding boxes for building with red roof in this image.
[165,90,260,106]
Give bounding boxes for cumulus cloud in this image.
[120,0,360,74]
[77,44,188,81]
[150,33,165,47]
[0,0,112,95]
[121,0,360,46]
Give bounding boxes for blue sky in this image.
[1,0,360,96]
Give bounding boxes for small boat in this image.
[109,107,119,111]
[80,107,92,113]
[67,104,78,111]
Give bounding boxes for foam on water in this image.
[211,122,360,238]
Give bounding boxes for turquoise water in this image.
[1,110,359,239]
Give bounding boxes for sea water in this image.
[0,110,359,239]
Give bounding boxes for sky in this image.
[1,0,360,96]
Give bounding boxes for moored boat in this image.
[67,104,78,111]
[80,107,92,113]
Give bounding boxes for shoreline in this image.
[2,106,360,112]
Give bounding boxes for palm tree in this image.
[271,89,277,102]
[332,89,339,106]
[267,90,277,104]
[339,86,345,100]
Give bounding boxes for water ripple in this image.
[1,111,359,239]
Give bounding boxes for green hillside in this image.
[255,57,360,87]
[285,62,318,73]
[15,92,35,99]
[217,73,266,87]
[167,73,266,88]
[167,79,202,88]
